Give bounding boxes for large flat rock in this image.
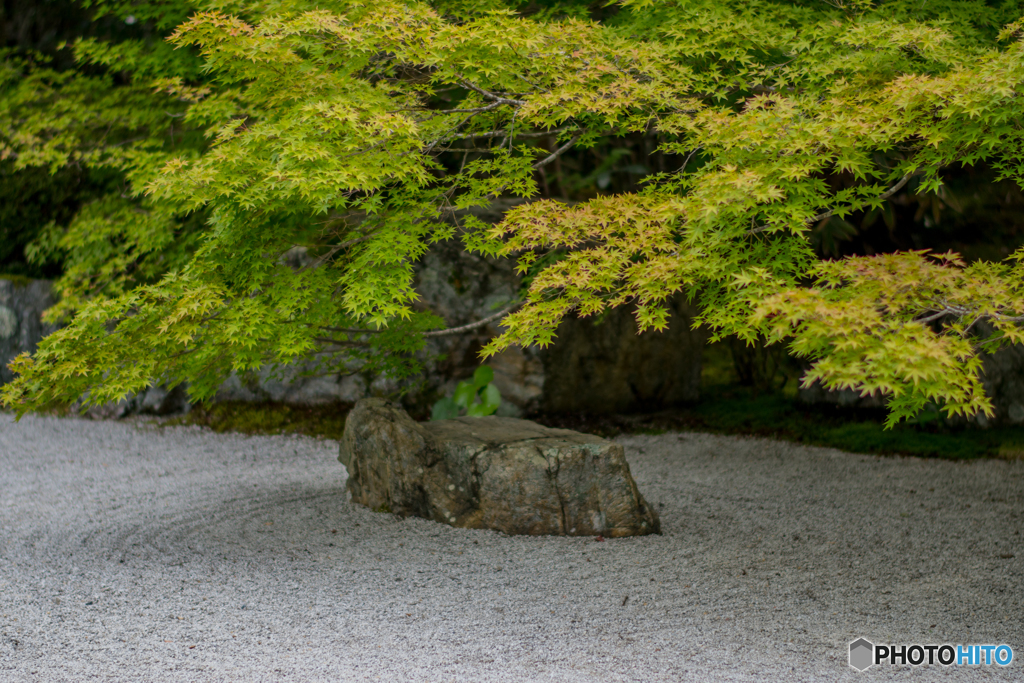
[338,398,659,536]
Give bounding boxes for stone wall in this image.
[0,278,57,385]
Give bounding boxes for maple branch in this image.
[431,103,506,116]
[337,138,391,161]
[747,173,915,236]
[315,301,522,339]
[430,133,580,217]
[425,127,584,157]
[916,308,954,325]
[917,303,1024,327]
[422,109,493,154]
[678,145,702,176]
[422,301,522,337]
[515,72,550,93]
[807,173,915,224]
[989,312,1024,323]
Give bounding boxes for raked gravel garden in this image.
[1,412,1022,682]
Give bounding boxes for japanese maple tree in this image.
[3,0,1024,426]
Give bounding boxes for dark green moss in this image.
[164,400,352,441]
[534,389,1024,461]
[156,342,1024,462]
[0,274,34,288]
[532,340,1024,461]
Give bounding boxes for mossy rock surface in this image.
[167,400,351,440]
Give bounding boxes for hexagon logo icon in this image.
[849,638,874,671]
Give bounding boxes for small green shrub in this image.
[431,366,501,421]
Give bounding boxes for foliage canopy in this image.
[4,0,1024,426]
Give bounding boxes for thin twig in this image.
[986,311,1024,323]
[516,72,549,93]
[319,326,382,335]
[337,138,390,161]
[398,101,506,117]
[298,229,381,273]
[436,126,574,144]
[533,135,580,170]
[435,147,500,153]
[423,109,491,155]
[457,78,527,106]
[679,146,702,176]
[314,336,372,347]
[430,133,581,217]
[916,308,952,325]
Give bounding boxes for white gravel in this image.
[1,412,1022,682]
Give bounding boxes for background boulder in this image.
[541,296,705,414]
